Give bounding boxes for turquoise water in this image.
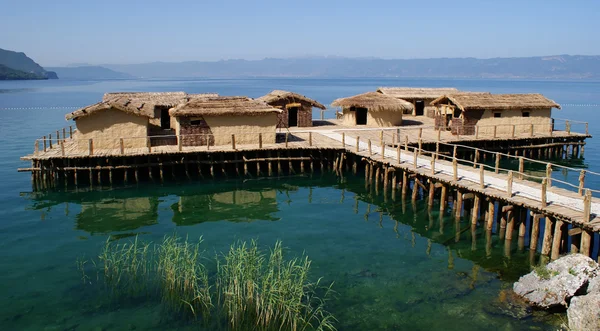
[1,78,600,330]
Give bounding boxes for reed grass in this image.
[78,235,335,330]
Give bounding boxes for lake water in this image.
[1,78,600,330]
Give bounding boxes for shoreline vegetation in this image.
[77,235,336,331]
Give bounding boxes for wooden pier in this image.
[19,117,599,260]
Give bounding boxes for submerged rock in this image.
[588,275,600,294]
[567,292,600,331]
[513,254,599,309]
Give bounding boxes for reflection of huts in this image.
[431,93,561,136]
[377,87,459,116]
[257,90,325,128]
[66,92,189,149]
[169,96,282,146]
[171,189,279,225]
[331,92,413,127]
[76,197,159,234]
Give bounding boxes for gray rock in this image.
[588,275,600,294]
[513,254,599,308]
[567,292,600,331]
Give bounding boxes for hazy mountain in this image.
[102,55,600,79]
[46,66,133,80]
[0,48,57,79]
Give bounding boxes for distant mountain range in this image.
[46,66,133,80]
[101,55,600,80]
[0,48,57,80]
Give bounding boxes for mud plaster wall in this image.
[341,107,403,127]
[73,108,148,149]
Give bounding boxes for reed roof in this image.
[430,93,562,111]
[331,92,414,111]
[257,90,326,109]
[67,92,219,120]
[169,96,283,117]
[377,87,459,100]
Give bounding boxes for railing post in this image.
[147,137,152,153]
[453,145,457,159]
[585,122,589,135]
[546,163,552,187]
[418,128,423,140]
[285,133,288,148]
[511,125,515,138]
[397,145,401,162]
[518,157,524,180]
[342,132,345,148]
[475,126,479,139]
[381,140,385,160]
[578,170,586,196]
[479,164,484,189]
[259,133,263,148]
[473,149,479,168]
[413,148,418,169]
[120,138,125,155]
[437,129,441,142]
[177,135,182,151]
[34,140,39,153]
[453,158,458,181]
[541,178,547,208]
[62,128,66,142]
[368,139,372,157]
[431,153,435,175]
[320,110,324,120]
[404,136,408,151]
[583,189,592,223]
[56,130,60,142]
[49,133,53,149]
[507,171,513,198]
[493,125,497,138]
[355,136,359,152]
[60,141,65,156]
[380,130,384,144]
[435,142,439,160]
[308,132,312,146]
[566,120,571,135]
[207,135,210,150]
[418,138,422,156]
[43,136,47,152]
[69,126,73,139]
[232,134,236,150]
[495,153,500,174]
[88,139,93,156]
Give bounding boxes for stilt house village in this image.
[20,85,598,266]
[61,87,562,149]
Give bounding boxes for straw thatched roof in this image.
[331,92,414,111]
[169,96,282,117]
[430,93,561,111]
[257,90,326,109]
[67,92,219,120]
[377,87,459,100]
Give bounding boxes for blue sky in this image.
[1,0,599,66]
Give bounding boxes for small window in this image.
[522,111,530,117]
[494,112,501,118]
[190,119,202,126]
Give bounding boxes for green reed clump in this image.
[156,234,212,320]
[216,240,336,331]
[78,235,335,330]
[98,236,153,299]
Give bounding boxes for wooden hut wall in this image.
[73,108,149,149]
[476,108,552,135]
[341,107,402,127]
[176,113,278,146]
[268,100,313,128]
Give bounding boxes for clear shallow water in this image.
[1,78,600,330]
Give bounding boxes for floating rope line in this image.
[0,106,81,111]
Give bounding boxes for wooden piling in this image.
[453,158,458,181]
[88,139,93,156]
[507,171,513,198]
[530,214,541,251]
[479,165,484,189]
[505,210,515,240]
[455,189,463,220]
[546,164,552,187]
[518,157,524,179]
[356,136,359,152]
[541,178,547,208]
[541,217,554,256]
[471,194,480,226]
[495,153,500,173]
[487,200,495,231]
[551,220,564,260]
[578,170,585,196]
[440,184,448,212]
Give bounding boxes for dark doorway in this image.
[356,107,368,125]
[288,107,298,127]
[160,108,170,129]
[415,100,425,116]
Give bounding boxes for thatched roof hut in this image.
[431,93,561,136]
[169,96,282,117]
[257,90,325,128]
[257,90,326,110]
[332,92,413,111]
[332,92,412,127]
[430,93,561,111]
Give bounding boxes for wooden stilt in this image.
[440,184,448,212]
[487,200,495,231]
[471,194,480,226]
[551,220,564,260]
[541,217,554,256]
[455,189,463,220]
[530,214,541,251]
